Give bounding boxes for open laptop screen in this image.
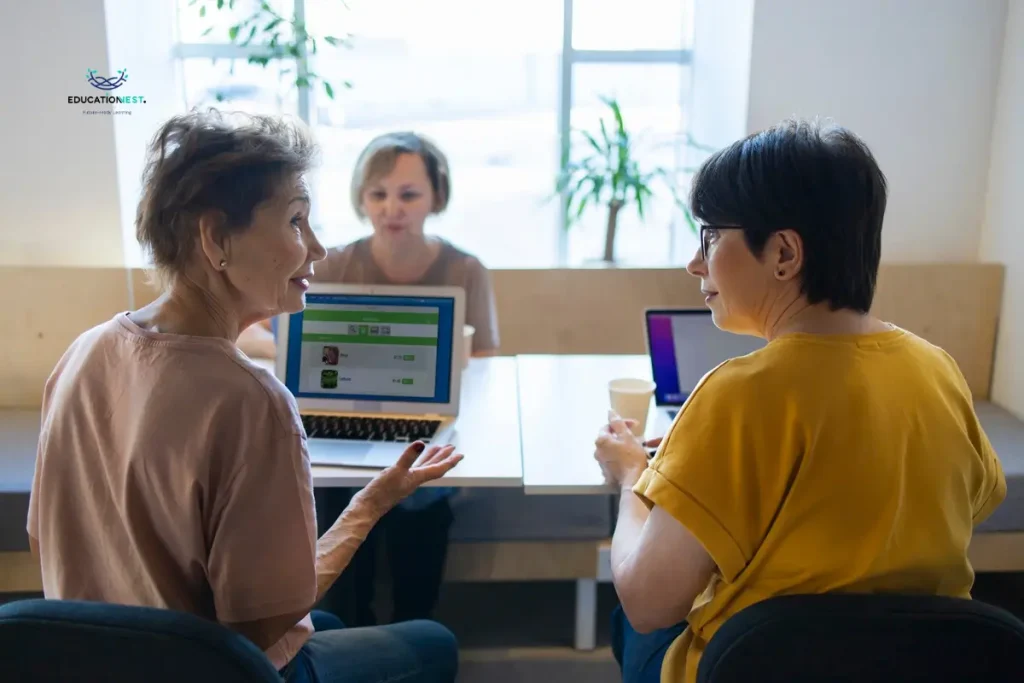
[646,309,766,406]
[284,292,456,403]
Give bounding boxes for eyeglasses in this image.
[699,225,744,261]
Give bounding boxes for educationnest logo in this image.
[70,68,147,114]
[87,68,127,90]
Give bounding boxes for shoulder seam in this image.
[225,354,302,437]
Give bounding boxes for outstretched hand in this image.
[364,442,464,514]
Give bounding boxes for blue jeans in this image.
[611,605,687,683]
[282,611,458,683]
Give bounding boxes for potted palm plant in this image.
[556,96,712,264]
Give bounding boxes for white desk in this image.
[517,355,673,495]
[0,357,523,493]
[310,357,523,487]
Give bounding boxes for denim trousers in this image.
[281,611,458,683]
[611,605,688,683]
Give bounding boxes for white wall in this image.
[104,0,181,268]
[746,0,1007,262]
[980,1,1024,419]
[689,0,755,149]
[0,0,124,266]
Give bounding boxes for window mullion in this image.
[557,0,574,267]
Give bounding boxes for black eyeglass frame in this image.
[698,224,744,261]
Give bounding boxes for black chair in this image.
[0,598,283,683]
[697,593,1024,682]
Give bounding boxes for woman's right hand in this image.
[362,442,463,514]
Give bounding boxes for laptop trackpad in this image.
[308,441,374,466]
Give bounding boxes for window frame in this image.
[172,0,694,267]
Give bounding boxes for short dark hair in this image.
[136,109,318,284]
[689,119,887,313]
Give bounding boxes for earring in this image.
[219,259,227,268]
[776,269,785,277]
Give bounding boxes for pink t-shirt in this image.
[27,314,317,669]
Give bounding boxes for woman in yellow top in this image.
[594,118,1007,683]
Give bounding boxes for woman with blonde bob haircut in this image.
[319,131,498,354]
[313,131,499,628]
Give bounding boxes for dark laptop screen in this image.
[646,309,766,406]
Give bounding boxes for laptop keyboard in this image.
[301,415,442,443]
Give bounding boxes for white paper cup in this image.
[608,378,656,436]
[462,325,475,368]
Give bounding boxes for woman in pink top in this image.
[26,110,462,683]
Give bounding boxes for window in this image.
[180,58,299,117]
[571,0,693,51]
[172,0,698,267]
[304,0,563,267]
[176,0,295,43]
[568,64,691,266]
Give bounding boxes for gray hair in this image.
[136,109,318,285]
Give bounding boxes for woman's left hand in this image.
[594,412,650,488]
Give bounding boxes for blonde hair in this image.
[350,132,451,219]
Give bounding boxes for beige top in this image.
[27,314,317,670]
[317,237,500,353]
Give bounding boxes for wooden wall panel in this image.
[490,263,1004,399]
[872,264,1003,402]
[130,268,161,308]
[0,267,130,408]
[492,267,705,358]
[0,263,1005,406]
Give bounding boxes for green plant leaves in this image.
[196,1,353,97]
[555,96,710,235]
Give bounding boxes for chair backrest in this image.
[0,599,283,683]
[697,593,1024,683]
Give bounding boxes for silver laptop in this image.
[644,308,766,419]
[276,283,467,468]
